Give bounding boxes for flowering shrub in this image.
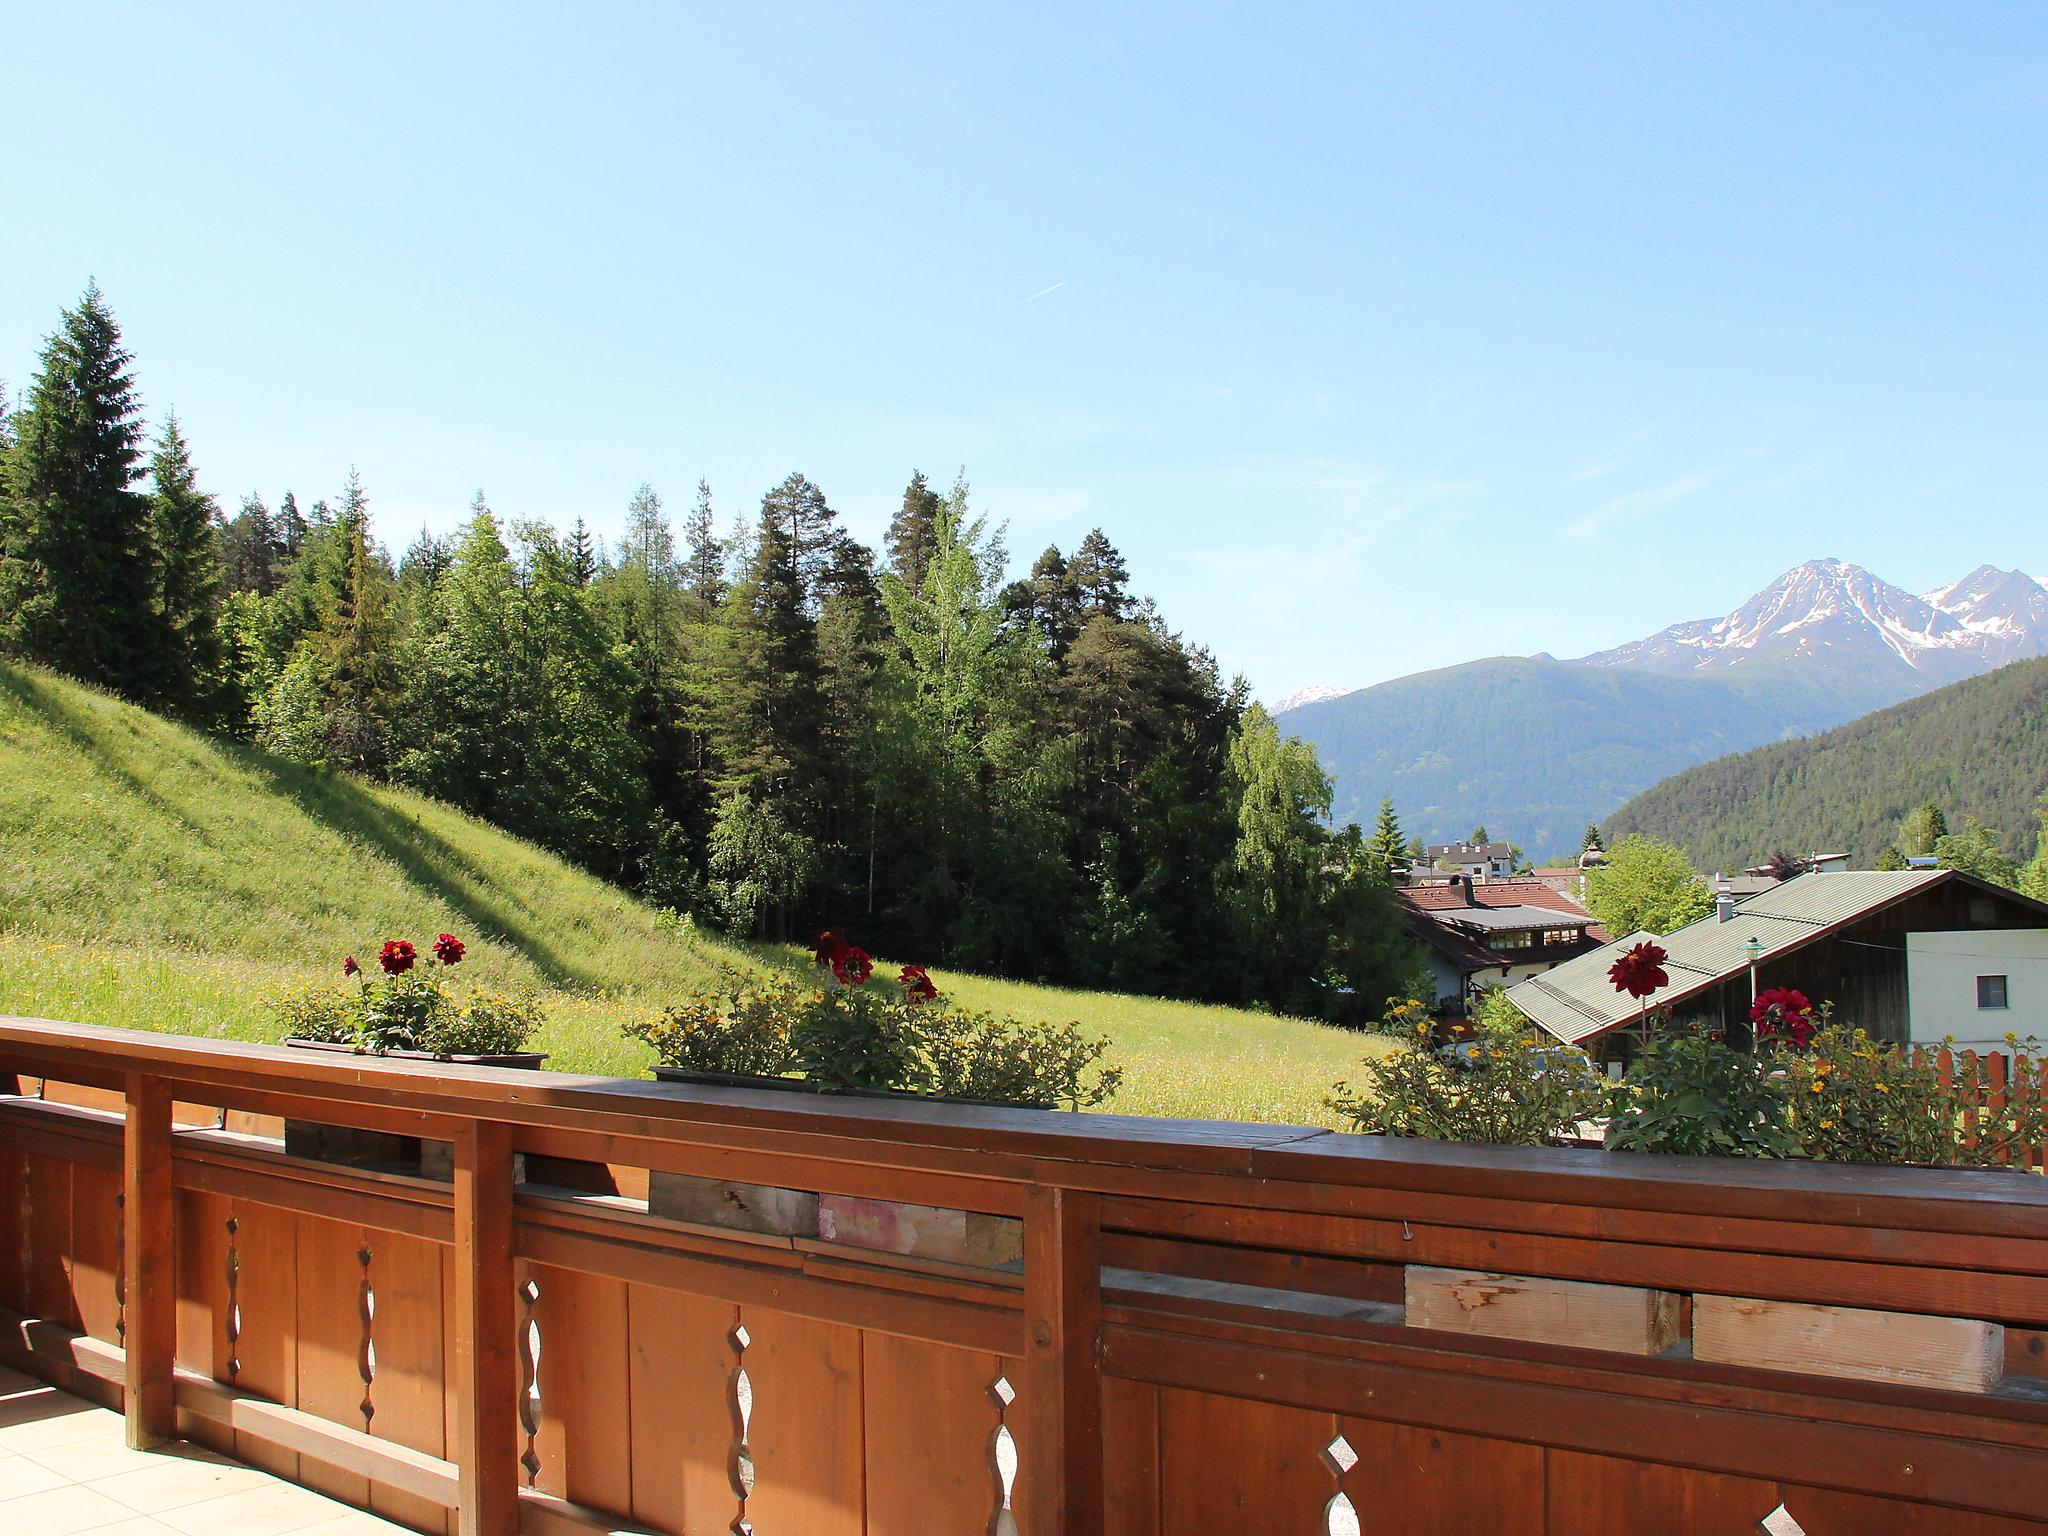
[1329,1000,1607,1147]
[1605,1020,1798,1158]
[628,935,1120,1108]
[1750,987,1815,1048]
[272,934,539,1056]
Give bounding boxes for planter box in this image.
[1405,1266,1681,1356]
[817,1194,1023,1268]
[1693,1295,2004,1394]
[646,1171,820,1237]
[282,1040,621,1192]
[652,1066,811,1093]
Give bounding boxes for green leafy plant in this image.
[912,1008,1122,1109]
[1329,999,1606,1147]
[625,971,804,1078]
[1605,1020,1797,1158]
[271,934,538,1056]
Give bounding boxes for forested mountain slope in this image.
[1603,657,2048,869]
[0,661,1369,1120]
[1276,656,1902,856]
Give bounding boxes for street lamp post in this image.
[1743,936,1765,1052]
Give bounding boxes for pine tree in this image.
[146,413,224,717]
[566,517,598,587]
[683,479,724,601]
[1366,797,1406,867]
[1067,528,1131,620]
[885,469,944,589]
[759,472,843,611]
[277,491,309,558]
[620,483,674,577]
[218,493,281,595]
[0,282,161,699]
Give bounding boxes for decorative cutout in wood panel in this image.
[986,1373,1018,1536]
[356,1243,376,1431]
[224,1214,242,1382]
[518,1275,543,1486]
[728,1319,755,1536]
[1759,1506,1806,1536]
[1321,1434,1361,1536]
[114,1188,126,1347]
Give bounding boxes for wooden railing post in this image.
[1021,1183,1104,1536]
[123,1072,177,1448]
[452,1118,520,1536]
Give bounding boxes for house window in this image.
[1977,975,2009,1010]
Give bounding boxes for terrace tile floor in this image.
[0,1365,411,1535]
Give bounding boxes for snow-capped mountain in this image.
[1576,559,2048,689]
[1272,684,1348,714]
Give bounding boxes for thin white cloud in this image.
[1563,471,1710,541]
[1005,281,1065,310]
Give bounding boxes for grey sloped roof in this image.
[1508,871,1952,1046]
[1442,904,1593,933]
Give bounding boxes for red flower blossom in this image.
[832,946,873,987]
[812,929,851,968]
[343,955,360,978]
[899,964,938,1003]
[378,939,416,976]
[1751,987,1815,1048]
[432,933,466,967]
[1608,941,1669,1000]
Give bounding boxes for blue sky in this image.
[4,2,2044,698]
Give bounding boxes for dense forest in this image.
[1604,656,2048,872]
[0,284,1425,1017]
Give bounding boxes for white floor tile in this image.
[0,1481,141,1535]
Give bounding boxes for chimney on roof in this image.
[1458,873,1475,906]
[1714,872,1736,924]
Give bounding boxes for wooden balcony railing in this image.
[4,1015,2048,1535]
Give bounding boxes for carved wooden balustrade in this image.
[3,1016,2048,1536]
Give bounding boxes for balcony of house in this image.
[4,1016,2048,1536]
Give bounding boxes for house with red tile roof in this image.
[1396,875,1610,1015]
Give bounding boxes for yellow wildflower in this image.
[1820,1120,1833,1130]
[1810,1080,1825,1093]
[1875,1082,1890,1093]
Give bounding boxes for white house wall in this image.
[1905,930,2048,1049]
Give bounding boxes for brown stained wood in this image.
[527,1263,635,1514]
[1021,1184,1104,1536]
[174,1135,455,1243]
[740,1307,864,1535]
[861,1332,1004,1535]
[292,1212,373,1507]
[232,1197,304,1479]
[1545,1448,1781,1534]
[1101,1376,1160,1536]
[173,1187,235,1456]
[67,1162,123,1347]
[1778,1485,2048,1534]
[366,1229,454,1535]
[1405,1265,1681,1356]
[1155,1386,1332,1532]
[624,1284,735,1533]
[0,1147,25,1315]
[26,1151,78,1328]
[1694,1295,2005,1395]
[452,1119,521,1536]
[1337,1416,1545,1535]
[122,1074,175,1447]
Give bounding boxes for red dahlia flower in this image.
[378,939,417,976]
[432,933,466,967]
[832,946,873,987]
[812,929,850,968]
[899,964,937,1003]
[1750,986,1815,1048]
[1607,941,1669,1000]
[343,955,360,978]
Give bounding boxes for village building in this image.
[1398,876,1608,1014]
[1420,840,1518,880]
[1510,869,2048,1056]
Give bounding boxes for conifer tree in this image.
[885,469,944,589]
[565,517,598,587]
[0,282,161,699]
[1067,528,1131,620]
[620,483,674,576]
[1470,824,1490,845]
[218,493,281,595]
[682,479,724,600]
[277,491,309,558]
[759,472,841,612]
[1581,823,1605,855]
[1366,797,1406,867]
[146,413,224,717]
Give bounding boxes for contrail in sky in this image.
[1007,281,1065,309]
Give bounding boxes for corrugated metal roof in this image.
[1441,904,1593,932]
[1508,871,1950,1046]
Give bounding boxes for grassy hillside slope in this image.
[1604,657,2048,869]
[0,662,1371,1124]
[1277,656,1905,856]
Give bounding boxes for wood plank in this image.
[741,1307,864,1535]
[1775,1485,2048,1534]
[27,1149,78,1327]
[623,1283,734,1534]
[293,1212,372,1507]
[173,1187,235,1456]
[1101,1376,1159,1536]
[452,1119,521,1536]
[529,1263,634,1515]
[1021,1184,1104,1536]
[1694,1295,2005,1395]
[1404,1265,1680,1355]
[232,1195,304,1479]
[861,1331,1004,1535]
[366,1228,454,1535]
[1338,1416,1545,1535]
[1155,1387,1331,1532]
[123,1073,176,1447]
[1544,1447,1781,1535]
[67,1162,123,1346]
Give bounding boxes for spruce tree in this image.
[566,517,598,587]
[885,469,943,589]
[1366,797,1406,867]
[1581,823,1605,855]
[680,478,724,601]
[1470,824,1490,845]
[620,482,674,576]
[0,282,161,699]
[146,413,224,717]
[218,493,281,595]
[277,491,308,558]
